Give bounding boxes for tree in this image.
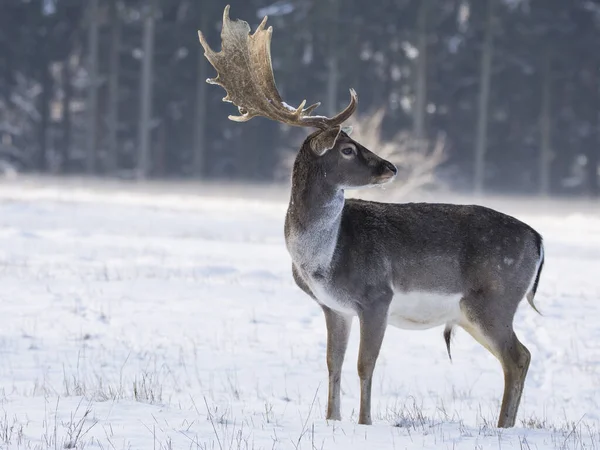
[107,0,122,173]
[538,47,552,196]
[193,0,209,177]
[137,0,156,178]
[473,0,494,194]
[413,0,429,140]
[86,0,99,174]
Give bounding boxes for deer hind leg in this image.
[322,306,353,421]
[460,296,531,428]
[356,303,389,425]
[496,333,531,427]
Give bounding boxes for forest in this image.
[0,0,599,196]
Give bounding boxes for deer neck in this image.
[285,157,344,275]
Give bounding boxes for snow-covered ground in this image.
[0,177,599,449]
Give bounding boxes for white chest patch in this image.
[309,279,356,315]
[387,291,463,330]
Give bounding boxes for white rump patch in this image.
[387,291,463,330]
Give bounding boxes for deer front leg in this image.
[322,306,353,421]
[357,302,389,425]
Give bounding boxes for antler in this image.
[198,5,357,130]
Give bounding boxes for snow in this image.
[281,101,298,112]
[0,178,599,449]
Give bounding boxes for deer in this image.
[198,6,545,428]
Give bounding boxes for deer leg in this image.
[322,306,353,421]
[460,297,531,428]
[357,304,389,425]
[496,333,531,427]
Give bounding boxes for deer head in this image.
[198,5,397,186]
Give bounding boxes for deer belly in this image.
[387,291,462,330]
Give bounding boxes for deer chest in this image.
[308,274,357,315]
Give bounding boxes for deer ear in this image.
[310,126,342,156]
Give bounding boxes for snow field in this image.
[0,179,598,449]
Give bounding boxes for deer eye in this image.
[341,147,354,156]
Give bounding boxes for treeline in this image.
[0,0,598,196]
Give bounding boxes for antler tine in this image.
[304,102,321,116]
[198,5,358,129]
[326,89,358,127]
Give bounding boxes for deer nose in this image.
[383,161,397,176]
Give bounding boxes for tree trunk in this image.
[586,70,599,198]
[2,38,13,102]
[62,55,72,172]
[193,2,208,177]
[413,0,428,140]
[156,121,166,176]
[38,61,50,172]
[86,0,99,174]
[326,0,339,116]
[107,0,121,174]
[138,0,156,179]
[539,48,552,196]
[474,0,495,195]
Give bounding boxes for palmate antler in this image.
[198,5,357,130]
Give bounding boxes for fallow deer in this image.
[198,6,545,428]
